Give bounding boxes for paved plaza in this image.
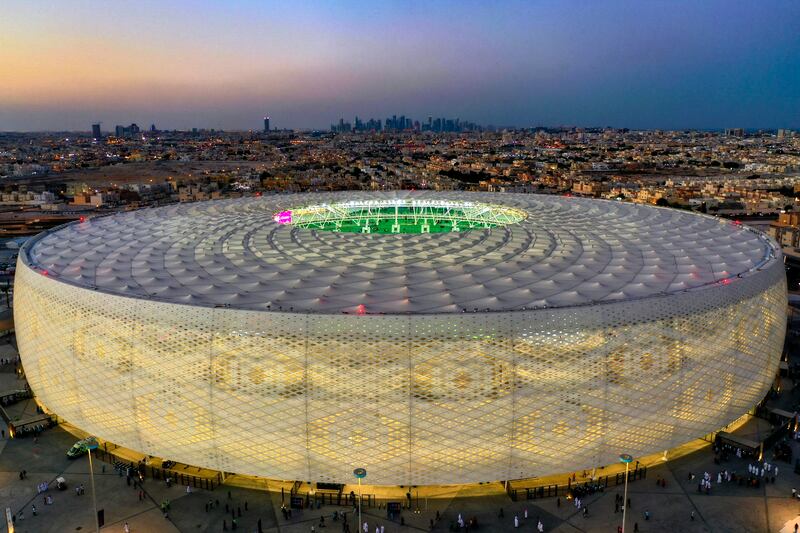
[1,409,800,531]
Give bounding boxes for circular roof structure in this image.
[14,190,788,486]
[24,191,779,314]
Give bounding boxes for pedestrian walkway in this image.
[3,409,800,531]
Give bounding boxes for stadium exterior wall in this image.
[14,251,786,485]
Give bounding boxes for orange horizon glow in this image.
[1,0,799,131]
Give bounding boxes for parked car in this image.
[66,437,96,459]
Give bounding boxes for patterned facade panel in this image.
[14,258,786,485]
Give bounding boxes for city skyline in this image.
[3,115,796,136]
[1,0,799,131]
[22,117,800,136]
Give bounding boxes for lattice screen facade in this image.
[14,255,786,485]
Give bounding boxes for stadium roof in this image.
[23,191,779,314]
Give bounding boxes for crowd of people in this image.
[688,458,782,495]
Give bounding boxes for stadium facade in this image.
[14,192,786,485]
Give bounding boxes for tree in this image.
[655,198,670,207]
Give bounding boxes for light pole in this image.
[87,438,100,533]
[619,454,633,533]
[353,468,366,532]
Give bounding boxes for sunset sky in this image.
[1,0,799,131]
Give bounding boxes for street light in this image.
[86,437,100,533]
[353,468,366,532]
[619,454,633,533]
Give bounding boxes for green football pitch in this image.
[294,206,502,233]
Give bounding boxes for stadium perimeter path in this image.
[1,420,800,532]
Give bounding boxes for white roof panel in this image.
[24,191,779,314]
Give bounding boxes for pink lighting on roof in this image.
[273,211,292,224]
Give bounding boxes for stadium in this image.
[14,191,787,486]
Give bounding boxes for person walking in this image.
[124,522,130,533]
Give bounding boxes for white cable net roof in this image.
[25,191,778,314]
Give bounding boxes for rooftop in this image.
[22,191,779,314]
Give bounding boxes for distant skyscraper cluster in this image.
[331,114,485,133]
[724,128,745,137]
[115,123,141,138]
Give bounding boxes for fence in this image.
[286,481,377,510]
[90,448,219,491]
[507,466,647,501]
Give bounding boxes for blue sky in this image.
[1,0,798,130]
